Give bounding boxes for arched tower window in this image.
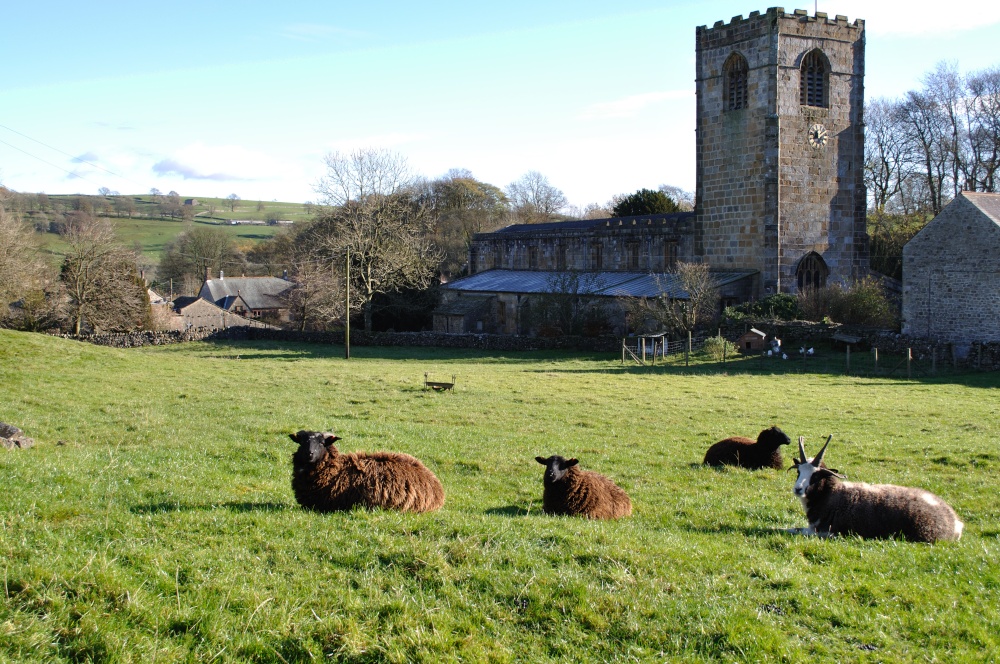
[799,49,829,107]
[724,52,749,111]
[796,252,829,291]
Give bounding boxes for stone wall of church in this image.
[470,214,695,274]
[695,8,867,295]
[774,10,867,291]
[902,195,1000,345]
[695,11,777,277]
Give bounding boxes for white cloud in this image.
[817,1,1000,36]
[578,90,693,120]
[151,143,280,182]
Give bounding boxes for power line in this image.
[0,121,146,190]
[0,137,103,189]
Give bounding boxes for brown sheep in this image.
[535,455,632,519]
[702,426,791,470]
[290,430,445,513]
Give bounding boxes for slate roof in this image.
[200,276,292,311]
[442,269,756,299]
[172,296,200,311]
[491,212,695,236]
[962,192,1000,226]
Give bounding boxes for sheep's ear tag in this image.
[535,456,548,465]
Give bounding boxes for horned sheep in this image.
[703,426,791,470]
[290,430,445,513]
[535,455,632,519]
[791,436,963,543]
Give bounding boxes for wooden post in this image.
[622,339,625,365]
[345,248,351,360]
[641,337,647,365]
[686,331,691,368]
[722,337,727,365]
[907,348,912,379]
[932,347,937,375]
[873,347,878,370]
[846,344,851,374]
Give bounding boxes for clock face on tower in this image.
[808,123,829,149]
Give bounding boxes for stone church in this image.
[435,7,869,335]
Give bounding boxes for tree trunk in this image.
[364,300,373,332]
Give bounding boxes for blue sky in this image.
[2,1,999,210]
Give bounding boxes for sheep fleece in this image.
[806,474,962,542]
[293,450,445,513]
[543,467,632,519]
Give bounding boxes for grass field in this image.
[37,216,283,264]
[33,194,310,264]
[1,329,998,662]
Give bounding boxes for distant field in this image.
[33,194,313,263]
[1,329,998,662]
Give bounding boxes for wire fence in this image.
[623,333,982,378]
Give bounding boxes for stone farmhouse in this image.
[436,7,869,335]
[902,192,1000,349]
[198,272,293,323]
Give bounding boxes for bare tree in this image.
[864,98,909,213]
[158,227,246,294]
[287,261,346,331]
[310,148,441,331]
[622,261,720,336]
[226,193,241,211]
[60,216,150,334]
[965,66,1000,192]
[658,184,695,211]
[419,171,508,276]
[0,206,62,330]
[505,171,567,223]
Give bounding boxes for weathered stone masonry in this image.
[903,192,1000,347]
[695,8,868,294]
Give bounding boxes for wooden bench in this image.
[424,373,456,391]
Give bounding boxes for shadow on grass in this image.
[484,505,534,517]
[131,501,291,514]
[681,522,794,537]
[185,339,609,364]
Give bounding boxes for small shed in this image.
[737,327,767,353]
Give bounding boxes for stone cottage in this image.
[902,192,1000,349]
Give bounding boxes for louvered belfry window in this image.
[800,50,828,107]
[724,53,749,111]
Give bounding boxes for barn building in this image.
[902,192,1000,350]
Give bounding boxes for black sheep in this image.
[702,426,791,469]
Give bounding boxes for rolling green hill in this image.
[25,194,314,264]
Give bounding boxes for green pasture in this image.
[1,329,998,662]
[37,217,282,264]
[35,194,310,263]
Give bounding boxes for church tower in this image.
[694,8,868,295]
